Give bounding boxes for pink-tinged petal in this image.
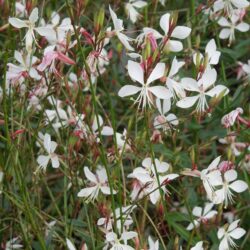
[128,60,144,84]
[218,17,230,27]
[84,166,97,183]
[192,206,202,217]
[101,126,114,136]
[205,85,229,97]
[176,95,199,108]
[149,86,172,99]
[200,68,217,90]
[117,32,134,51]
[224,169,237,182]
[56,52,75,65]
[236,22,250,32]
[51,155,59,168]
[219,29,231,39]
[181,78,199,92]
[147,63,165,84]
[118,85,141,97]
[29,8,38,23]
[229,228,246,239]
[230,180,248,193]
[37,52,57,71]
[77,187,96,197]
[168,40,183,52]
[208,156,221,170]
[160,13,170,34]
[171,26,191,39]
[8,18,28,28]
[37,155,49,168]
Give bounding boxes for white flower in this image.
[187,203,217,230]
[214,0,249,14]
[148,236,159,250]
[7,51,41,85]
[106,231,137,250]
[214,169,248,207]
[217,220,246,250]
[193,39,221,67]
[118,60,172,109]
[182,156,223,202]
[129,158,178,204]
[154,98,179,131]
[219,135,246,156]
[159,13,191,52]
[176,69,229,113]
[218,13,249,45]
[77,166,117,202]
[166,57,186,99]
[9,8,55,51]
[221,107,243,128]
[125,0,147,23]
[36,133,59,171]
[191,241,204,250]
[109,6,134,51]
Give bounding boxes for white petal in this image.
[162,98,171,114]
[160,13,170,34]
[100,186,112,195]
[166,113,179,125]
[101,126,114,136]
[37,155,49,168]
[230,180,248,193]
[205,85,229,97]
[224,169,237,182]
[219,29,231,39]
[133,1,147,8]
[77,186,97,197]
[192,206,202,217]
[171,26,191,39]
[118,85,141,97]
[208,156,221,170]
[9,18,28,28]
[229,228,246,239]
[176,96,199,108]
[84,166,97,183]
[149,86,172,99]
[51,155,59,168]
[231,0,249,9]
[35,27,56,37]
[217,227,225,239]
[117,32,134,51]
[121,231,138,241]
[200,68,217,90]
[29,8,38,23]
[181,78,199,92]
[147,63,165,84]
[236,22,250,32]
[228,219,240,232]
[128,60,144,84]
[219,237,229,250]
[66,239,76,250]
[218,17,230,27]
[168,40,183,52]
